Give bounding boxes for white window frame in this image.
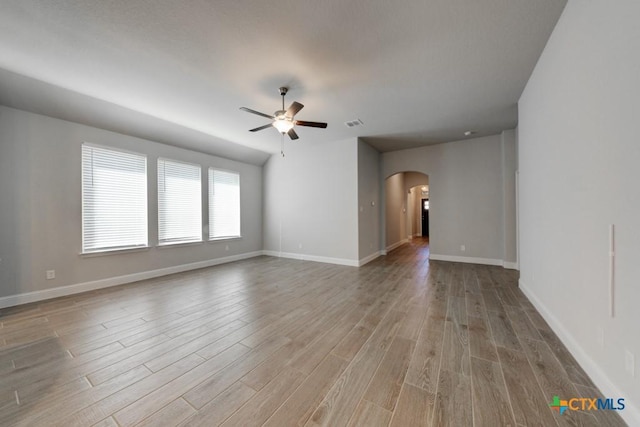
[81,143,148,254]
[157,158,203,246]
[208,168,241,240]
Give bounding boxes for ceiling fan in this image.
[240,87,327,140]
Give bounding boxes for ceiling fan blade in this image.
[240,107,274,119]
[249,123,274,132]
[285,101,304,118]
[295,120,328,129]
[287,128,299,140]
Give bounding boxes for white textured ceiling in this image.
[0,0,566,164]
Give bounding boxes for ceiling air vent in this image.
[344,119,363,128]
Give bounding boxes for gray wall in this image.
[383,133,516,264]
[0,106,263,300]
[408,186,426,237]
[501,130,517,265]
[518,0,640,422]
[384,172,406,250]
[263,137,359,263]
[357,139,381,261]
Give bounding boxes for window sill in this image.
[157,240,203,248]
[80,246,150,257]
[209,236,242,242]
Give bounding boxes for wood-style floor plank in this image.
[362,335,415,410]
[389,383,435,427]
[440,320,470,375]
[220,367,305,427]
[487,310,523,351]
[467,314,498,362]
[57,354,204,426]
[497,345,559,427]
[347,400,392,427]
[465,291,488,319]
[306,309,405,426]
[135,398,196,427]
[331,325,373,362]
[504,304,543,341]
[432,369,473,427]
[470,356,515,426]
[537,327,594,388]
[113,344,250,426]
[519,336,580,401]
[263,354,347,427]
[404,322,444,393]
[92,416,119,427]
[183,335,291,409]
[178,381,256,427]
[0,239,624,427]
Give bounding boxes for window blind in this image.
[82,144,148,253]
[158,159,202,245]
[209,169,241,239]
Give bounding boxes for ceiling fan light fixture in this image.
[273,118,294,133]
[240,87,327,140]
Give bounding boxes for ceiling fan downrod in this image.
[279,87,288,111]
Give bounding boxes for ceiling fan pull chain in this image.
[281,134,285,157]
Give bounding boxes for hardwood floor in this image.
[0,239,627,426]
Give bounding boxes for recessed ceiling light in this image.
[464,130,477,136]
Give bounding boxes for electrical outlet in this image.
[625,350,635,377]
[225,245,229,251]
[46,270,55,280]
[460,245,466,252]
[298,243,303,249]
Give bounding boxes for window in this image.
[158,159,202,245]
[82,144,148,253]
[209,169,241,239]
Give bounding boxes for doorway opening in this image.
[384,171,429,253]
[421,197,429,237]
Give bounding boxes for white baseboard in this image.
[519,280,640,427]
[358,251,383,267]
[385,239,408,253]
[0,251,264,310]
[262,250,301,260]
[429,253,503,266]
[262,250,359,267]
[503,261,519,270]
